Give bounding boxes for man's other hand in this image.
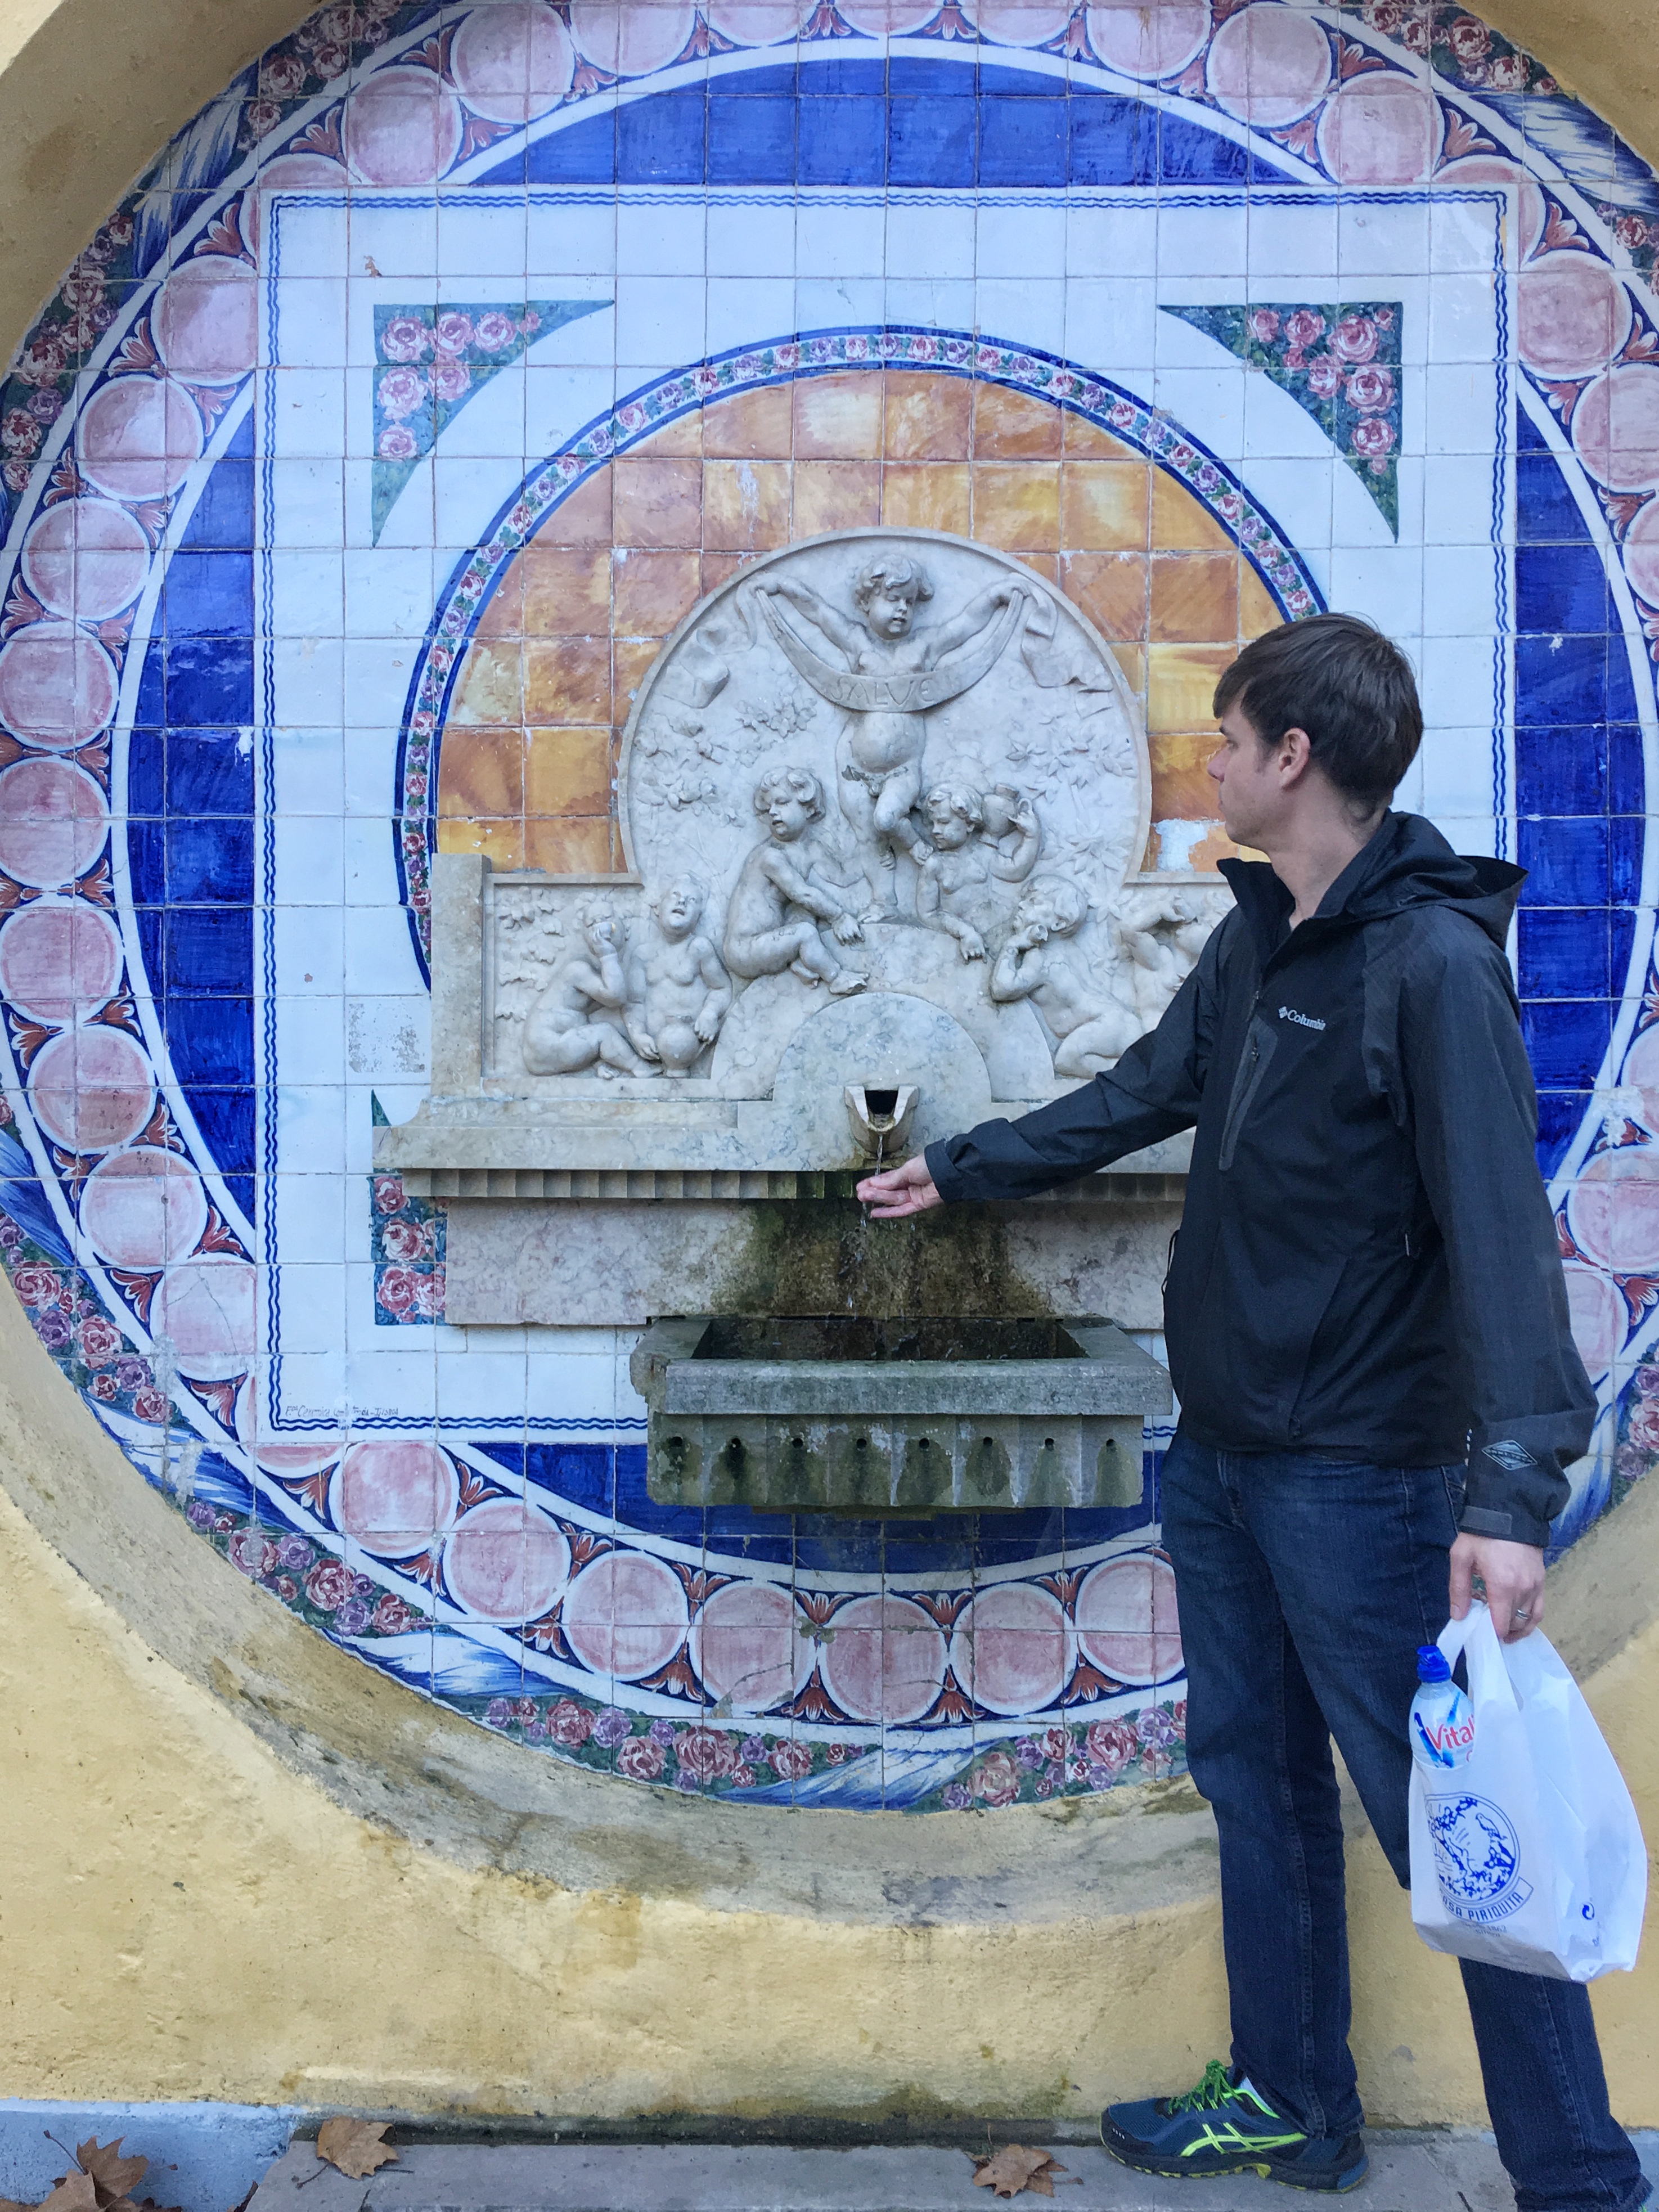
[1449,1532,1545,1642]
[857,1154,942,1218]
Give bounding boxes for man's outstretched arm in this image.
[858,914,1228,1216]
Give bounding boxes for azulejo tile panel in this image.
[1,0,1657,1809]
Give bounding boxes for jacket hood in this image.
[1219,812,1525,953]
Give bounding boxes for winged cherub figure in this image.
[752,550,1028,919]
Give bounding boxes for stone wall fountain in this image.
[377,527,1229,1509]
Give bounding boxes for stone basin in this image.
[631,1315,1173,1514]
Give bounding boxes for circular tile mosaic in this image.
[1,0,1657,1810]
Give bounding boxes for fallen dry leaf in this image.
[77,2144,148,2211]
[970,2146,1071,2200]
[314,2123,398,2182]
[0,2150,185,2212]
[37,2175,98,2212]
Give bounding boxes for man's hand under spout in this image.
[857,1154,943,1217]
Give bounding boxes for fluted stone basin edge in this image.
[633,1315,1173,1514]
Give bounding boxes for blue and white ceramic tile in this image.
[1,0,1656,1810]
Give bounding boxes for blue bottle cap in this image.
[1416,1644,1450,1683]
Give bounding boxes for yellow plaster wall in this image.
[0,0,1654,2126]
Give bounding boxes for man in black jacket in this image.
[857,616,1647,2206]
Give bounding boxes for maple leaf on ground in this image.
[969,2146,1072,2199]
[314,2123,398,2181]
[34,2176,98,2212]
[76,2143,148,2210]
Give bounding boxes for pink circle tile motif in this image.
[948,1581,1071,1715]
[79,1146,211,1271]
[568,0,697,78]
[832,0,939,30]
[1567,1148,1659,1276]
[0,622,119,752]
[26,1027,154,1156]
[819,1594,947,1725]
[688,1578,810,1712]
[1074,1555,1182,1685]
[444,1496,570,1620]
[152,257,259,388]
[235,1378,346,1480]
[449,3,576,124]
[0,899,122,1026]
[972,0,1076,47]
[336,1439,461,1557]
[0,758,107,888]
[20,500,150,624]
[1517,253,1635,382]
[147,1255,259,1382]
[1573,365,1659,494]
[341,66,466,185]
[1563,1260,1626,1383]
[1086,0,1211,81]
[74,376,204,503]
[704,0,813,39]
[1436,157,1547,266]
[561,1548,689,1679]
[1316,74,1442,185]
[239,155,352,257]
[1621,497,1659,608]
[1205,4,1331,128]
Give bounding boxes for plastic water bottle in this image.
[1410,1644,1474,1772]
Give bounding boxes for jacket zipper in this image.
[1218,1015,1277,1170]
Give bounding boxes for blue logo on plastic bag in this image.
[1427,1793,1534,1925]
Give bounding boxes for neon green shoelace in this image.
[1168,2060,1239,2114]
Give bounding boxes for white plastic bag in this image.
[1408,1600,1647,1981]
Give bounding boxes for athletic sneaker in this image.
[1101,2060,1369,2193]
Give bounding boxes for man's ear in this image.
[1277,725,1316,783]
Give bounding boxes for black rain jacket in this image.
[925,812,1595,1546]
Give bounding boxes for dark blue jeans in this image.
[1161,1433,1649,2212]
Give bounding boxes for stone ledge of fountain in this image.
[632,1316,1172,1514]
[394,1163,1188,1203]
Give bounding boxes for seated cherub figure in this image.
[624,875,733,1078]
[989,874,1141,1078]
[523,913,654,1078]
[721,766,867,996]
[916,783,1044,960]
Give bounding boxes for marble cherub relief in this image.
[753,551,1028,918]
[489,529,1229,1090]
[624,876,734,1077]
[722,766,869,997]
[915,781,1043,961]
[520,911,654,1078]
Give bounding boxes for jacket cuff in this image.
[924,1137,966,1205]
[1458,1501,1553,1549]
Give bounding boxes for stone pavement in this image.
[253,2132,1659,2212]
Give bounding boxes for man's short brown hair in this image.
[1213,613,1423,816]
